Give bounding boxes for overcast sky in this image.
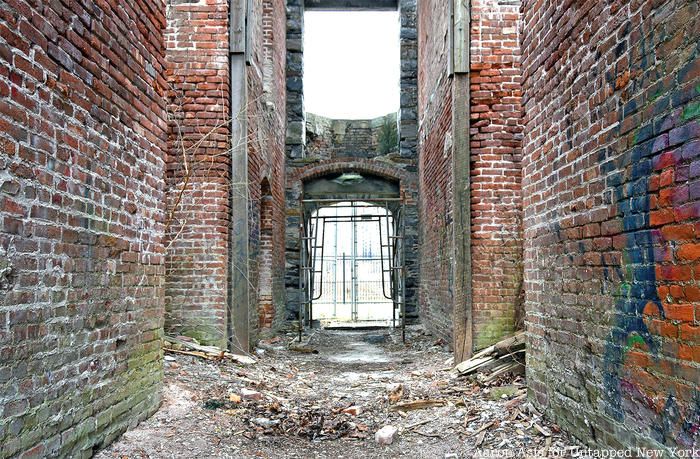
[303,11,400,119]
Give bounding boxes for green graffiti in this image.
[681,101,700,122]
[621,334,647,360]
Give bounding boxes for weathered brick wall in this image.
[165,0,286,345]
[470,0,523,349]
[164,0,230,347]
[417,0,454,341]
[247,0,287,336]
[417,0,523,351]
[306,112,399,159]
[0,0,167,456]
[522,0,700,449]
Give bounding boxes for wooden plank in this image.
[452,0,469,74]
[455,356,492,374]
[390,399,447,411]
[229,54,250,353]
[230,0,246,54]
[451,0,471,364]
[452,71,472,363]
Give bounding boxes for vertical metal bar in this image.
[351,202,358,321]
[312,217,326,301]
[385,202,396,305]
[342,252,346,304]
[298,201,305,341]
[378,217,390,300]
[401,196,407,343]
[333,212,338,317]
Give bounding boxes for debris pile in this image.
[98,328,580,458]
[164,335,256,365]
[454,331,525,384]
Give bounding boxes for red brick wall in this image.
[0,0,167,456]
[418,0,523,351]
[470,0,523,349]
[247,0,287,336]
[417,0,454,342]
[164,0,286,345]
[164,0,230,346]
[522,0,700,448]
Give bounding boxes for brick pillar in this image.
[469,0,523,349]
[164,0,231,347]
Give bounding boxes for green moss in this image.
[490,385,521,400]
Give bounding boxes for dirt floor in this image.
[96,327,581,458]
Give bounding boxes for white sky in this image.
[303,11,400,119]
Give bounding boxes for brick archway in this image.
[291,159,416,192]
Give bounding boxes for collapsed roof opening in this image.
[303,10,400,119]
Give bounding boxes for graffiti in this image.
[602,105,700,447]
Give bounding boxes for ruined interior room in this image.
[0,0,698,457]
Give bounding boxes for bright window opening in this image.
[303,11,400,119]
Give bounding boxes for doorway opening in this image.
[310,202,394,327]
[299,176,407,338]
[258,179,274,329]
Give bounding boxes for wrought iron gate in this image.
[299,198,406,340]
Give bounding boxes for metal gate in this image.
[299,198,406,340]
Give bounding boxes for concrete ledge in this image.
[304,0,397,10]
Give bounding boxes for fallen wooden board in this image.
[455,331,525,374]
[390,399,447,411]
[164,348,219,360]
[454,356,493,374]
[165,336,256,364]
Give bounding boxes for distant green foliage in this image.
[378,118,398,155]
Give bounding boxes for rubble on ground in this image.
[97,327,580,458]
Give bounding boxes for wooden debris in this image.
[534,423,552,437]
[472,420,495,437]
[415,430,442,439]
[164,335,256,365]
[387,383,404,403]
[475,430,486,447]
[389,399,446,412]
[454,331,525,380]
[289,345,319,354]
[542,436,553,456]
[405,417,434,430]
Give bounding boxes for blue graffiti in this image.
[602,140,664,422]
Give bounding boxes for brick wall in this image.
[417,0,454,341]
[0,0,167,456]
[164,0,230,347]
[417,0,523,351]
[164,0,286,345]
[247,0,287,336]
[306,112,399,159]
[522,0,700,449]
[470,0,523,349]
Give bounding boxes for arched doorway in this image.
[299,172,406,337]
[258,179,274,329]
